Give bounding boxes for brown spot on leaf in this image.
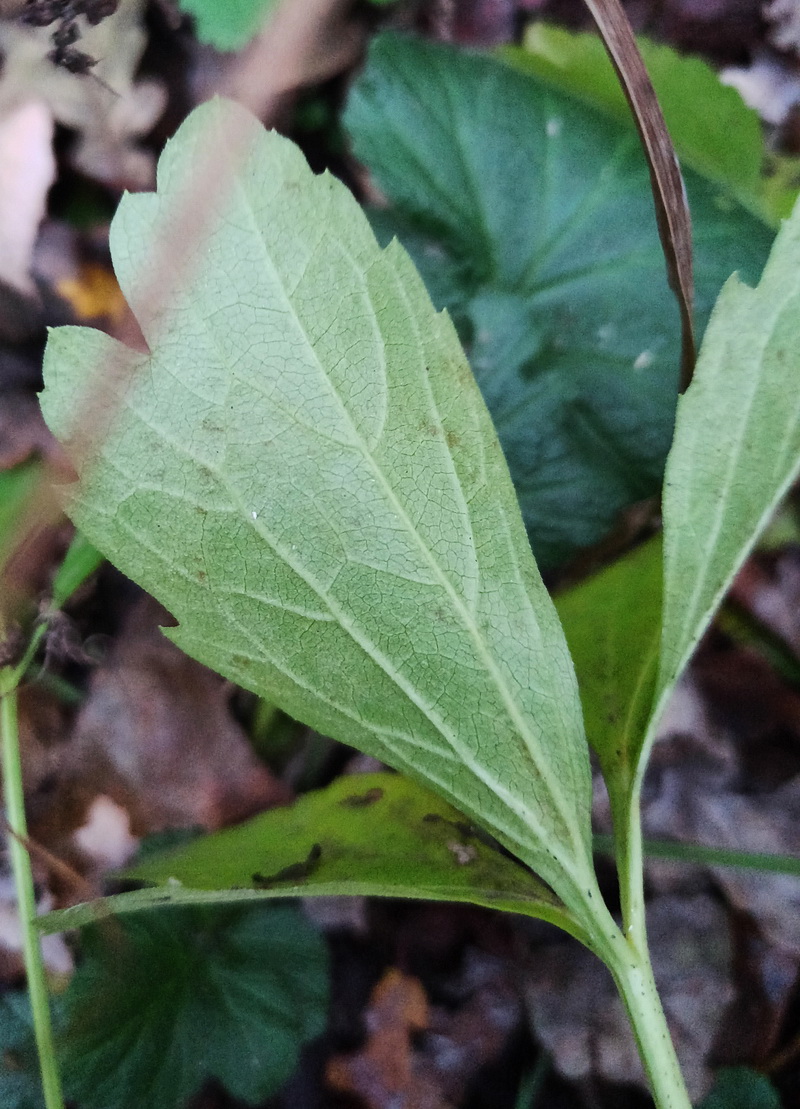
[252,843,322,888]
[339,786,384,808]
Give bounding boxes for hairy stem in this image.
[1,686,65,1109]
[570,841,690,1109]
[610,934,692,1109]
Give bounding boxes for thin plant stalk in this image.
[0,684,65,1109]
[603,782,687,1107]
[573,870,691,1109]
[611,936,691,1109]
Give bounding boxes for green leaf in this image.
[0,461,41,571]
[556,537,661,812]
[59,904,328,1109]
[116,774,585,938]
[656,198,800,724]
[593,833,800,878]
[512,24,765,209]
[0,991,47,1109]
[177,0,278,50]
[39,774,589,941]
[40,99,601,933]
[50,532,103,609]
[344,33,774,567]
[698,1068,781,1109]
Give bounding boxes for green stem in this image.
[615,781,648,945]
[609,934,692,1109]
[585,910,692,1109]
[595,776,690,1108]
[1,687,65,1109]
[569,854,690,1109]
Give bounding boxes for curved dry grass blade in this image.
[582,0,696,389]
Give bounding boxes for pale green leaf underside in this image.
[40,100,596,918]
[656,196,800,738]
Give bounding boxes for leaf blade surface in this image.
[58,903,327,1109]
[39,774,587,941]
[656,199,800,716]
[40,99,597,922]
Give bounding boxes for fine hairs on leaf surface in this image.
[553,197,800,932]
[40,97,607,942]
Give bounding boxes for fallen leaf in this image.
[424,949,522,1103]
[70,594,291,833]
[766,0,800,54]
[731,549,800,659]
[0,0,166,189]
[327,967,451,1109]
[0,391,61,470]
[0,881,73,980]
[721,55,800,127]
[643,660,800,958]
[56,262,128,325]
[72,794,138,872]
[0,100,54,296]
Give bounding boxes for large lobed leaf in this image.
[40,99,599,927]
[58,903,328,1109]
[344,33,774,567]
[515,24,766,209]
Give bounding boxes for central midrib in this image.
[244,178,591,878]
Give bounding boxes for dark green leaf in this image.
[698,1068,781,1109]
[0,992,46,1109]
[513,24,765,208]
[580,0,696,386]
[59,903,328,1109]
[344,33,773,567]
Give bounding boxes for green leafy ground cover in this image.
[59,904,328,1109]
[2,904,327,1109]
[37,56,800,1104]
[0,11,797,1109]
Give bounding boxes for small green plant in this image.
[30,43,800,1103]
